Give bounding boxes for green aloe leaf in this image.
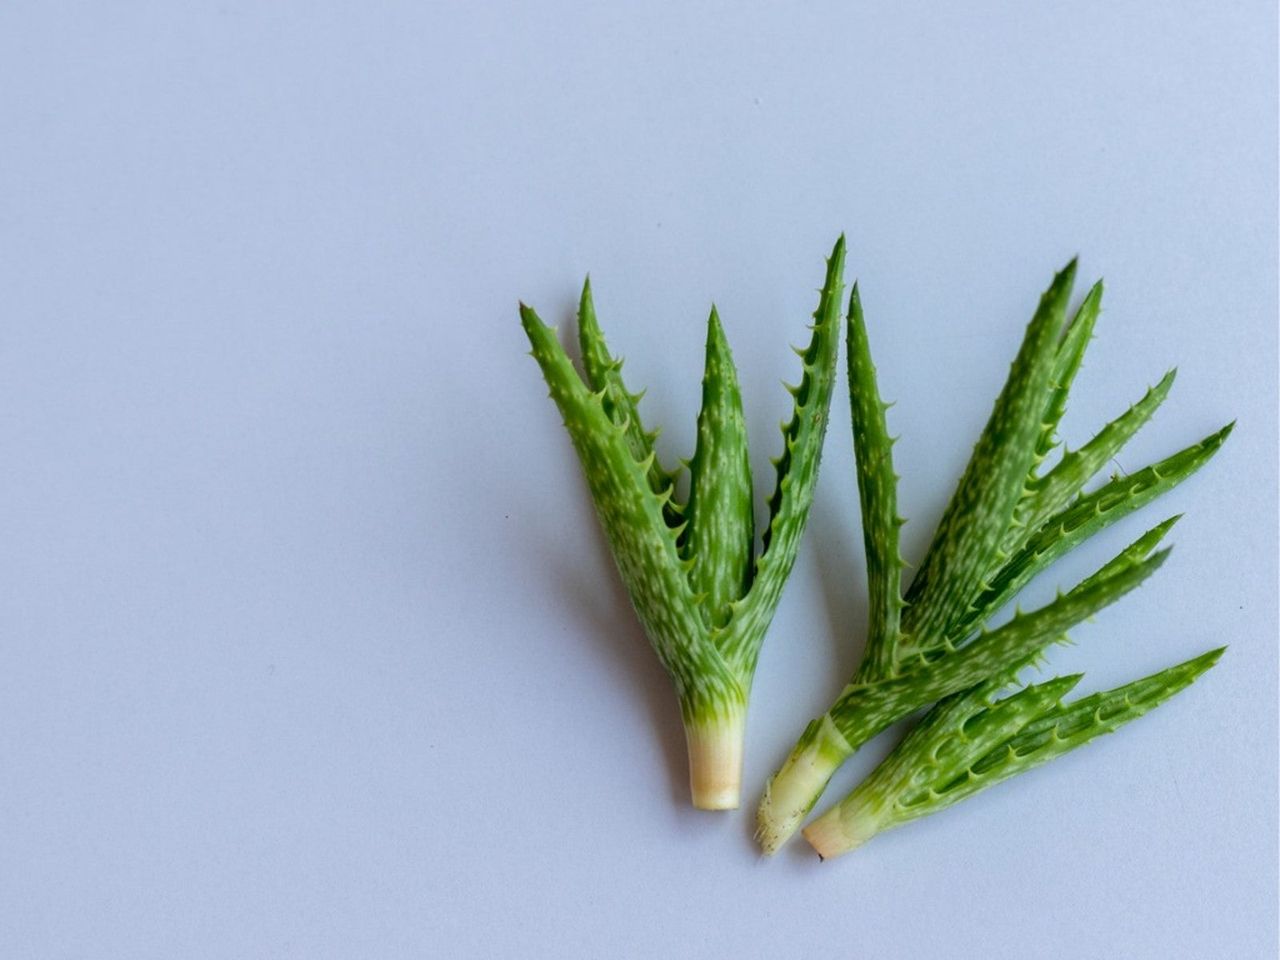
[901,261,1077,654]
[804,648,1222,858]
[948,423,1230,645]
[998,282,1101,567]
[995,646,1223,771]
[1033,280,1103,464]
[576,278,684,526]
[827,545,1168,748]
[756,515,1168,854]
[521,305,709,687]
[845,283,907,680]
[1003,369,1178,557]
[716,237,847,674]
[685,307,754,627]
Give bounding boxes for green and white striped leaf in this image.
[576,278,684,526]
[718,236,846,673]
[1033,280,1103,464]
[999,283,1102,566]
[990,646,1224,777]
[805,647,1220,857]
[1002,370,1177,557]
[845,283,907,680]
[949,423,1231,644]
[804,674,1080,855]
[902,261,1077,653]
[685,307,755,627]
[825,545,1167,748]
[522,305,722,697]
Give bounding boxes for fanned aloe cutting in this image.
[804,526,1225,858]
[520,237,847,810]
[756,261,1232,853]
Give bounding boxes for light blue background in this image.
[1,2,1275,957]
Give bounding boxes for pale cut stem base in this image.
[755,715,851,853]
[684,711,746,810]
[802,803,880,860]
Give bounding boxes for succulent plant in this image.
[520,238,847,810]
[756,262,1231,853]
[804,527,1224,859]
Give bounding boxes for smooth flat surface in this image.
[1,2,1276,958]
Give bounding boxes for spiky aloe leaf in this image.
[755,531,1167,853]
[996,283,1101,570]
[522,238,846,810]
[804,674,1081,856]
[576,278,683,525]
[860,512,1177,757]
[845,283,907,680]
[950,424,1232,645]
[804,648,1222,859]
[521,306,718,690]
[828,546,1168,746]
[685,307,754,627]
[901,261,1077,653]
[995,646,1223,771]
[1034,280,1103,464]
[976,516,1180,684]
[716,237,846,674]
[1002,369,1177,557]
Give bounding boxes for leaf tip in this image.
[1059,672,1086,694]
[1203,645,1228,665]
[706,304,726,341]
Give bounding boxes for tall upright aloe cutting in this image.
[756,262,1231,851]
[520,237,846,809]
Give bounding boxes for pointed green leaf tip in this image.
[757,260,1231,853]
[521,238,846,810]
[1034,278,1103,464]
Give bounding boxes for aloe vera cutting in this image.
[756,261,1232,852]
[804,644,1224,857]
[520,237,846,810]
[803,525,1225,859]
